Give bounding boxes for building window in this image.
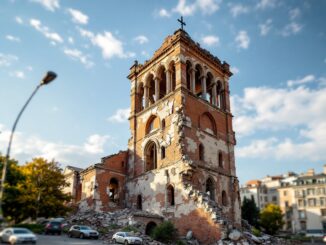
[307,188,315,196]
[218,152,223,168]
[199,144,204,161]
[321,209,326,216]
[145,141,157,171]
[285,201,289,207]
[109,178,119,203]
[283,190,287,196]
[320,197,325,206]
[161,119,166,129]
[206,178,215,201]
[298,199,304,207]
[308,198,316,207]
[222,191,228,206]
[167,185,175,206]
[137,195,142,210]
[299,210,306,219]
[161,146,166,159]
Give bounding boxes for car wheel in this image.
[112,238,116,244]
[80,233,84,239]
[124,240,129,245]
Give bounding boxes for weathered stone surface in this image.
[228,230,241,241]
[186,230,193,240]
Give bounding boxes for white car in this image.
[112,232,142,245]
[1,227,37,244]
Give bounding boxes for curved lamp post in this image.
[0,71,57,222]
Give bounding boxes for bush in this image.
[252,227,261,237]
[151,221,177,242]
[14,224,44,234]
[176,240,186,245]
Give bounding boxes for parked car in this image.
[112,232,142,245]
[68,225,99,239]
[1,227,37,244]
[44,221,62,235]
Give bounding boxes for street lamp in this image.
[0,71,57,222]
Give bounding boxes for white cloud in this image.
[235,30,250,49]
[256,0,277,10]
[230,66,240,75]
[159,8,171,17]
[30,0,60,12]
[229,4,249,17]
[0,126,112,167]
[172,0,220,16]
[15,16,23,24]
[6,35,21,42]
[107,108,130,123]
[281,22,303,36]
[233,78,326,162]
[67,8,89,25]
[63,48,94,68]
[84,134,110,154]
[201,35,219,46]
[78,28,134,59]
[134,35,149,44]
[0,53,18,67]
[26,66,33,71]
[289,8,300,20]
[287,74,315,87]
[68,37,74,44]
[259,18,272,36]
[10,70,25,79]
[30,18,63,44]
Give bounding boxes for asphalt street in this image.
[1,234,107,245]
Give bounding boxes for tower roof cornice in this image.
[128,29,232,80]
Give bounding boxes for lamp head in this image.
[41,71,57,85]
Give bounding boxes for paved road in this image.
[1,234,107,245]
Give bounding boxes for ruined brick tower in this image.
[126,28,241,244]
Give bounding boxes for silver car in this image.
[68,225,99,239]
[112,232,142,245]
[1,227,37,244]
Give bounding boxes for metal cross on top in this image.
[178,16,186,30]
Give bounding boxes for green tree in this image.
[0,155,26,223]
[19,158,71,220]
[260,203,284,235]
[151,221,178,242]
[241,196,260,227]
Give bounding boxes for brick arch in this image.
[198,112,217,135]
[143,140,158,172]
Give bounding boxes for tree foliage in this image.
[151,221,178,242]
[1,156,71,223]
[241,196,260,227]
[260,203,284,235]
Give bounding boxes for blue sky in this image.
[0,0,325,184]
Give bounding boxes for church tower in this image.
[126,27,241,244]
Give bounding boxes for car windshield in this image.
[50,222,61,225]
[14,229,31,234]
[80,226,91,230]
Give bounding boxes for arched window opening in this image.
[206,73,214,102]
[218,152,223,168]
[161,146,166,159]
[146,116,159,135]
[167,185,175,206]
[145,222,157,235]
[216,81,223,109]
[145,141,157,171]
[158,66,167,99]
[137,194,142,210]
[109,178,119,203]
[222,190,228,206]
[199,144,204,161]
[170,63,176,91]
[195,64,202,97]
[161,119,166,129]
[121,161,125,168]
[206,178,215,201]
[186,61,192,91]
[199,112,216,135]
[148,75,155,105]
[137,83,145,112]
